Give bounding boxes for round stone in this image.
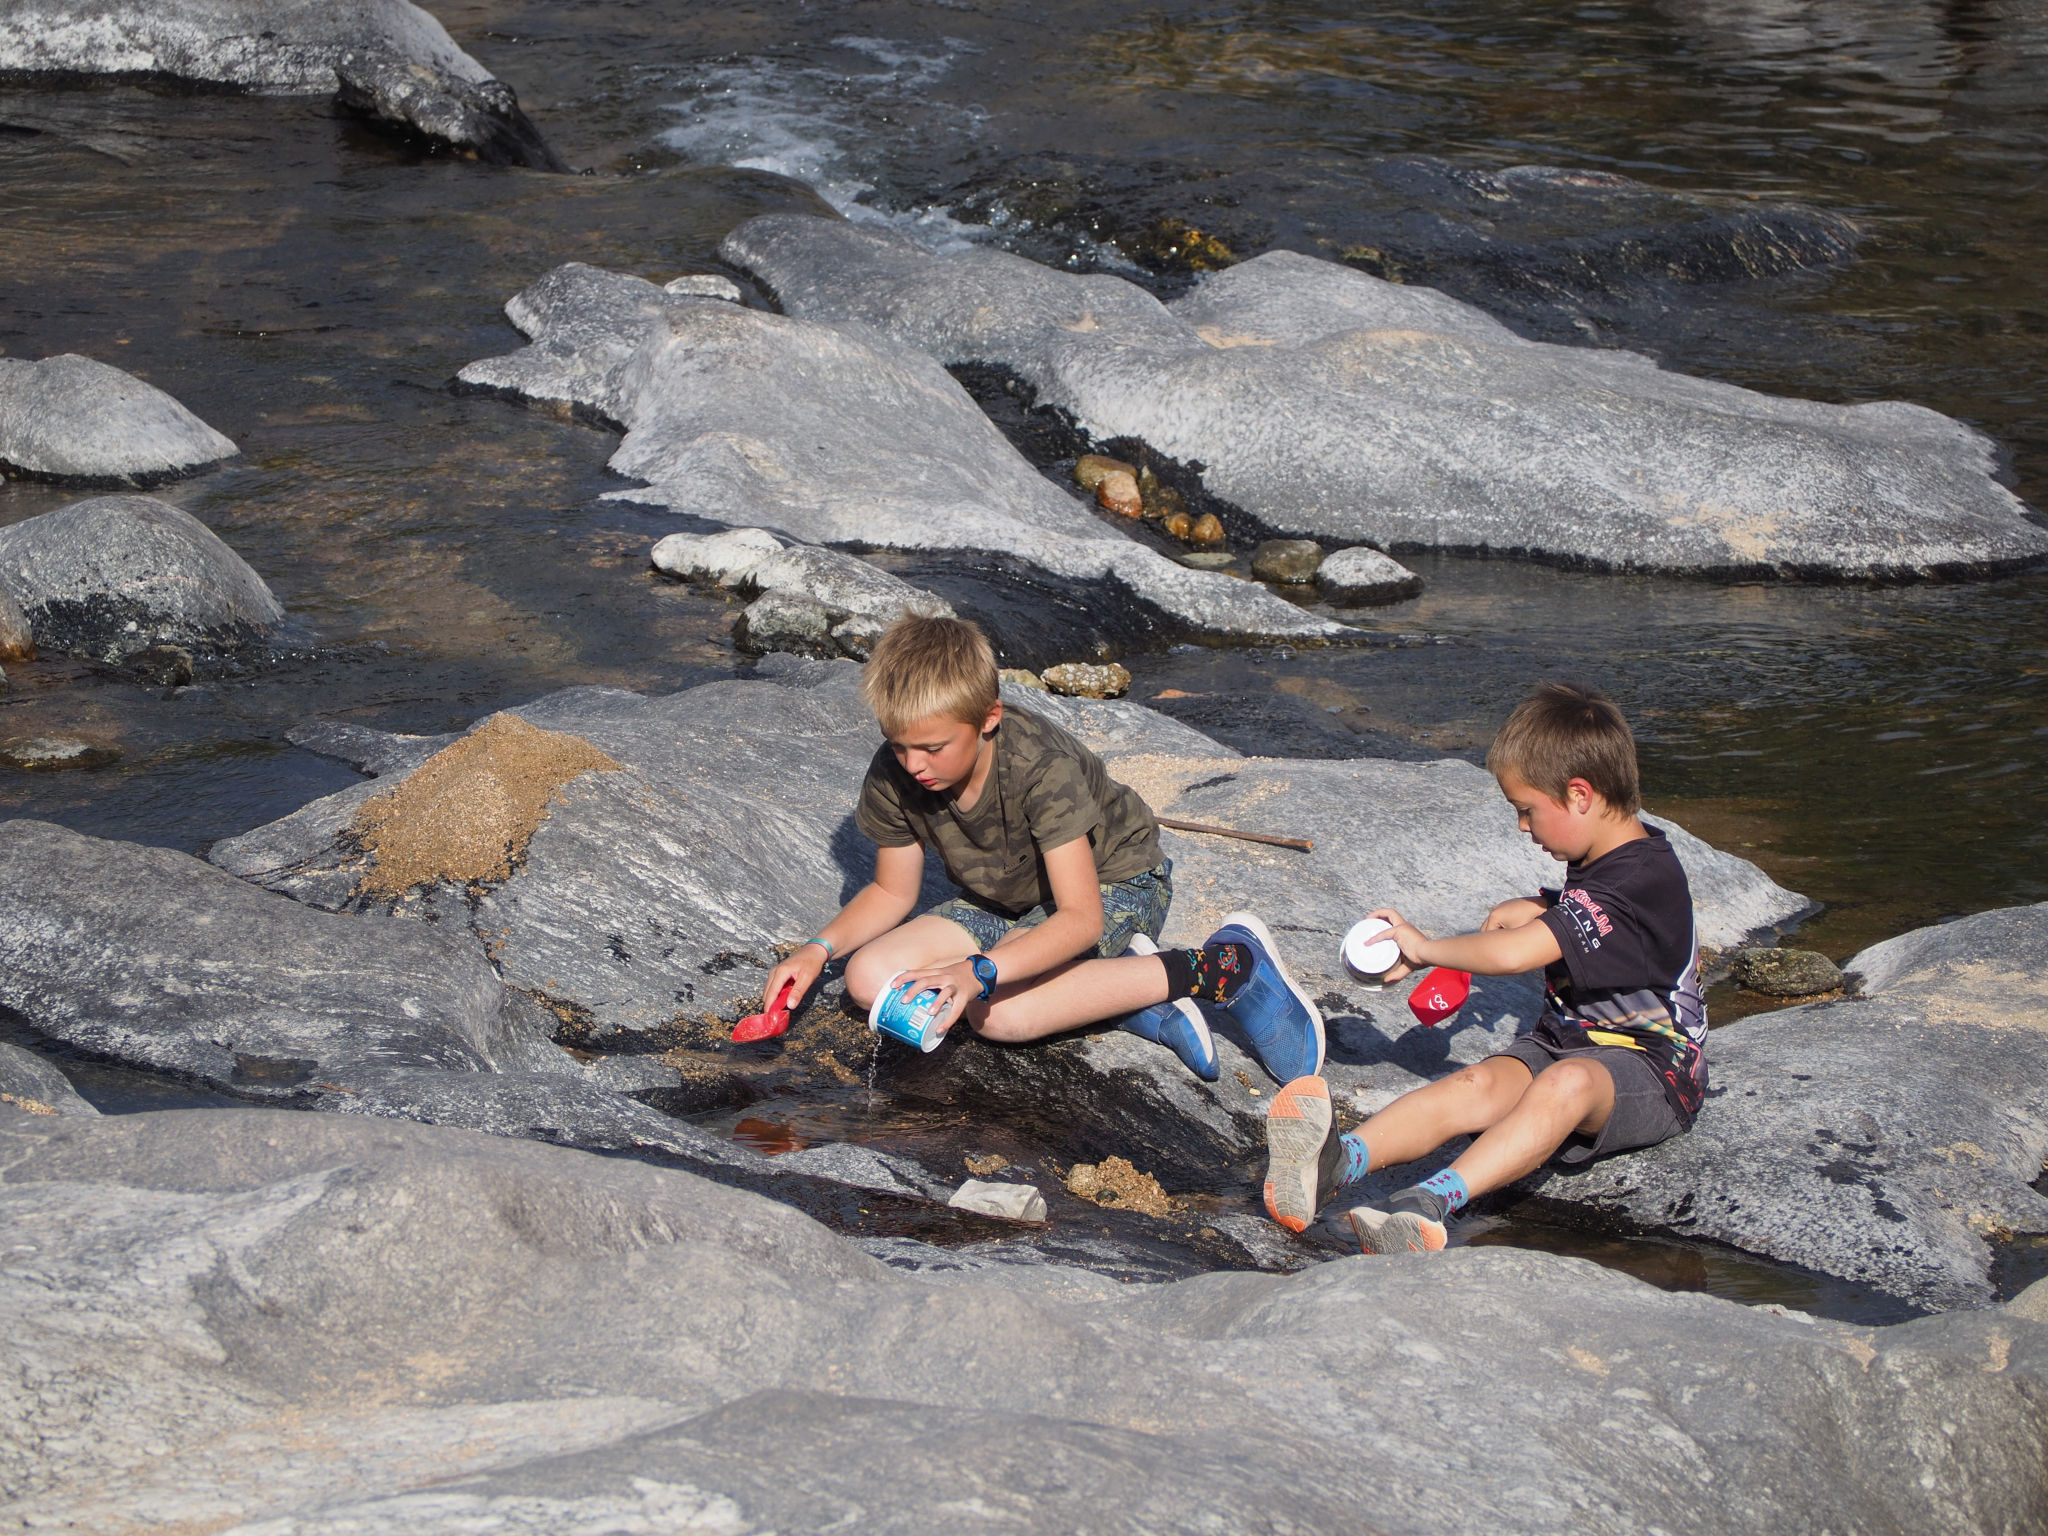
[1040,661,1132,699]
[1073,454,1136,492]
[1730,947,1843,998]
[1188,513,1226,547]
[1251,539,1325,584]
[1319,546,1423,605]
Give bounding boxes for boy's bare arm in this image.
[761,842,926,1008]
[1370,905,1562,982]
[893,837,1105,1029]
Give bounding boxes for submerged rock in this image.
[0,354,237,485]
[1319,545,1424,604]
[458,262,1346,644]
[1251,538,1324,583]
[2,1108,2043,1533]
[723,215,2047,580]
[0,494,284,665]
[0,0,566,169]
[0,734,121,771]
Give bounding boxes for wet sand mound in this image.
[354,712,620,897]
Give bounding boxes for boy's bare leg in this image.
[843,915,981,1010]
[969,950,1171,1042]
[1351,1056,1537,1172]
[1446,1056,1615,1198]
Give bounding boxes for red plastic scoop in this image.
[1408,967,1471,1028]
[733,979,796,1043]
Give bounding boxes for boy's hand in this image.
[892,958,982,1037]
[762,944,829,1013]
[1367,907,1430,983]
[1483,897,1548,932]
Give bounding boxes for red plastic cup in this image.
[733,978,795,1043]
[1408,967,1471,1027]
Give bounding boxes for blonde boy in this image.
[761,615,1327,1084]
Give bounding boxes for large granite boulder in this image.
[0,354,236,485]
[1,1108,2043,1534]
[456,262,1347,643]
[1518,904,2048,1313]
[214,659,1803,1056]
[0,0,565,168]
[722,215,2048,580]
[0,493,284,665]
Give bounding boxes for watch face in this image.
[971,955,997,996]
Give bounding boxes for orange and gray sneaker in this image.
[1348,1186,1450,1254]
[1263,1075,1343,1233]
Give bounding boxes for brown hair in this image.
[1486,682,1641,815]
[861,613,1000,735]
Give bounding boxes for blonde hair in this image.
[1486,682,1641,815]
[861,614,1000,735]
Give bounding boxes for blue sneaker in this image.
[1116,934,1219,1080]
[1206,910,1325,1083]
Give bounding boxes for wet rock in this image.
[1179,549,1235,569]
[0,354,236,486]
[123,642,195,685]
[3,1109,2044,1534]
[0,734,120,771]
[948,1178,1048,1222]
[1072,453,1135,491]
[1730,945,1843,997]
[0,585,30,661]
[998,666,1046,691]
[0,494,284,666]
[1187,512,1226,547]
[739,544,952,627]
[458,262,1347,644]
[827,613,885,661]
[1095,469,1143,517]
[1141,688,1426,761]
[0,1041,97,1116]
[1319,545,1423,604]
[1251,538,1324,583]
[1521,903,2048,1312]
[1040,661,1131,699]
[1162,510,1194,540]
[0,0,566,170]
[0,819,509,1098]
[723,216,2047,580]
[733,591,835,657]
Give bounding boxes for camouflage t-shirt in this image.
[855,705,1163,916]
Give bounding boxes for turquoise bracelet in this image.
[801,937,835,960]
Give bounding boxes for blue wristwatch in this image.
[970,953,999,1001]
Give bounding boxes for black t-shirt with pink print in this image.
[1533,825,1708,1125]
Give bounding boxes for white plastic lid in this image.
[1342,916,1402,978]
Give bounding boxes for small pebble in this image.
[1073,454,1136,492]
[1179,551,1236,570]
[1095,471,1144,518]
[1163,511,1194,540]
[1188,513,1226,547]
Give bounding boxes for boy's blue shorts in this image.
[931,860,1172,960]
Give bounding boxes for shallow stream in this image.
[3,0,2045,1316]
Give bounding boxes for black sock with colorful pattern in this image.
[1160,942,1256,1004]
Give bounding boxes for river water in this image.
[2,0,2044,1308]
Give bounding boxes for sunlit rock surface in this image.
[2,1107,2044,1534]
[0,0,565,167]
[723,214,2048,580]
[0,353,235,484]
[457,262,1348,642]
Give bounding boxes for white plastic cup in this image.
[1342,916,1402,980]
[868,969,949,1052]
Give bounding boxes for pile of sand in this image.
[353,712,621,898]
[1063,1155,1172,1218]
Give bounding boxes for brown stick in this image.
[1157,816,1313,853]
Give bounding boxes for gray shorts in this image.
[1489,1035,1685,1164]
[931,860,1172,961]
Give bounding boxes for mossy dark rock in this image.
[1731,946,1844,997]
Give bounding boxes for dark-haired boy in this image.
[1263,682,1705,1254]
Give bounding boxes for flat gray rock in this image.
[0,1040,96,1116]
[723,215,2048,580]
[1520,903,2048,1312]
[2,1109,2043,1534]
[0,354,236,485]
[0,0,564,167]
[458,262,1347,642]
[216,663,1801,1058]
[1319,543,1423,604]
[0,494,284,665]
